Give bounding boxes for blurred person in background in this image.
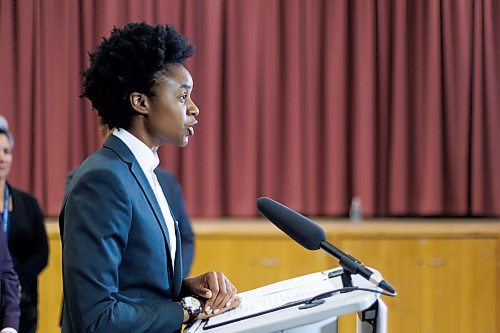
[0,116,48,333]
[0,225,20,333]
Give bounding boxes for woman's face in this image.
[0,134,12,181]
[144,64,200,147]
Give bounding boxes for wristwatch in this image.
[181,296,202,324]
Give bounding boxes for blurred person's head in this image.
[0,116,14,181]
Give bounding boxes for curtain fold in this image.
[0,0,498,217]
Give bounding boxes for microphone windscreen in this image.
[256,197,326,250]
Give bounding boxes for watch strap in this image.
[182,297,202,324]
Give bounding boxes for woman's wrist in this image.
[181,306,190,323]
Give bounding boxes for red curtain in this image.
[0,0,499,217]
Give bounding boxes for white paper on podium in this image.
[203,269,342,329]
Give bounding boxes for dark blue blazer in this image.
[0,226,20,330]
[60,135,185,333]
[66,167,194,277]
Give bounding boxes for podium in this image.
[185,267,388,333]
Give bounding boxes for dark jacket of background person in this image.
[155,168,195,277]
[0,225,20,331]
[6,185,48,333]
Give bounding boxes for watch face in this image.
[183,296,202,309]
[182,296,203,321]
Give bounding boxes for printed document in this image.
[204,270,338,329]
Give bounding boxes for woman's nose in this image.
[188,99,199,116]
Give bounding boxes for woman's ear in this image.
[130,92,148,116]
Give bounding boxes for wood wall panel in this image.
[191,237,334,292]
[38,225,63,333]
[37,219,500,333]
[336,238,496,333]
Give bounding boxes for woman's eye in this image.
[179,94,187,102]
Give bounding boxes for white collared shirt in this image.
[112,129,177,268]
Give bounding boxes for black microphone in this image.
[256,197,396,294]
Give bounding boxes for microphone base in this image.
[340,270,354,292]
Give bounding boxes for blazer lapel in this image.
[172,220,183,297]
[103,136,174,272]
[155,172,184,295]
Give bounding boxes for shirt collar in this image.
[112,128,159,174]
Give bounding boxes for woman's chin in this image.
[177,136,189,148]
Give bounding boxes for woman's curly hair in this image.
[81,22,194,129]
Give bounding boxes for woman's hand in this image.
[183,271,241,317]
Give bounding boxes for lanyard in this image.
[1,185,9,239]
